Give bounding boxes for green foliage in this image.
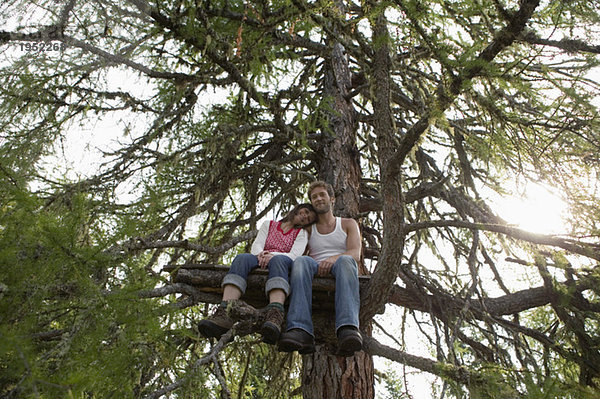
[378,368,409,399]
[0,186,176,397]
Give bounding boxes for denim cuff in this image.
[222,273,247,294]
[335,323,360,333]
[265,276,290,297]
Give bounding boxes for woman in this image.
[198,203,317,344]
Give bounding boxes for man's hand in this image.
[258,251,273,268]
[317,255,339,276]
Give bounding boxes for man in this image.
[278,181,363,356]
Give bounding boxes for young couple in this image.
[198,181,363,356]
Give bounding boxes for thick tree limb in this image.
[358,179,448,212]
[364,336,518,397]
[363,336,470,384]
[362,7,406,325]
[163,264,598,318]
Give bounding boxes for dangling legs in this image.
[198,253,258,338]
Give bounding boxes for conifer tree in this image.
[1,0,600,397]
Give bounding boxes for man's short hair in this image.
[308,180,334,198]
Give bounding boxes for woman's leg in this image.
[198,253,258,339]
[268,289,286,304]
[261,255,293,344]
[222,284,242,301]
[264,254,293,302]
[221,253,259,298]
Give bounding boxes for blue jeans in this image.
[222,253,292,297]
[285,255,360,336]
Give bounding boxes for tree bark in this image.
[301,338,375,399]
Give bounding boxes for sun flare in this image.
[495,183,568,235]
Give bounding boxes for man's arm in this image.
[341,218,361,262]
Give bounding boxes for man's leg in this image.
[331,255,362,356]
[261,255,292,344]
[198,253,258,338]
[278,256,318,353]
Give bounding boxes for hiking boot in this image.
[197,306,233,339]
[336,326,362,357]
[261,306,284,345]
[278,328,315,354]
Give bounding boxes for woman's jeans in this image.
[222,253,292,297]
[285,255,360,336]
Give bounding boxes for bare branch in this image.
[404,219,600,261]
[522,32,600,54]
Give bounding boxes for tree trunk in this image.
[301,339,375,399]
[313,42,362,220]
[303,34,375,398]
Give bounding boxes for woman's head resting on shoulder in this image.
[281,203,317,228]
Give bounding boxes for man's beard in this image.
[315,203,331,214]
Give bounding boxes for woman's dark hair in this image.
[280,203,316,226]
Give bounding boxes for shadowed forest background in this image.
[1,0,600,397]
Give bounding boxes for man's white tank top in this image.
[308,217,347,262]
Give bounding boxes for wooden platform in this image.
[163,263,371,312]
[163,263,377,345]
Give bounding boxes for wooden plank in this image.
[163,264,371,310]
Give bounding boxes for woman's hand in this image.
[258,251,274,268]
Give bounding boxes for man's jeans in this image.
[222,253,292,297]
[286,255,360,336]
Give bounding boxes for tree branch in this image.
[404,219,600,261]
[521,32,600,54]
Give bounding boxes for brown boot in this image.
[197,306,233,339]
[261,306,284,345]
